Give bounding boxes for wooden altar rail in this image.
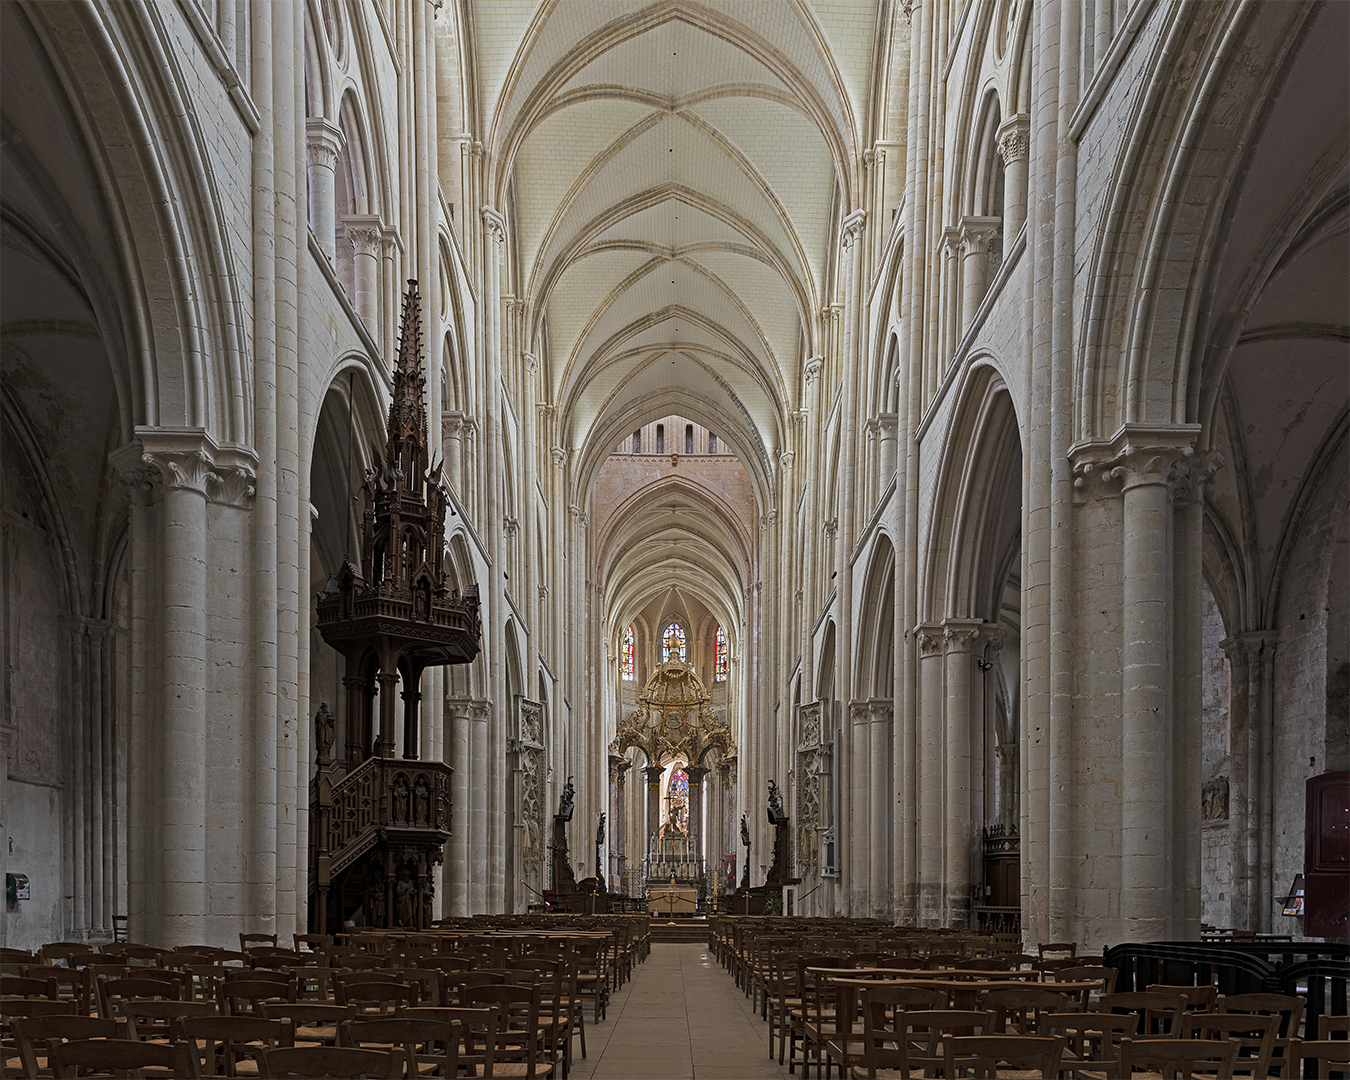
[1103,941,1349,1050]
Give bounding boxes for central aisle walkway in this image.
[571,942,791,1079]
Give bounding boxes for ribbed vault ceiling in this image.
[482,0,874,476]
[478,0,875,651]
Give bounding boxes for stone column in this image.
[996,114,1030,238]
[877,412,899,485]
[686,766,709,869]
[468,701,489,915]
[342,215,382,326]
[305,118,345,262]
[959,218,1002,337]
[917,625,945,925]
[443,411,465,495]
[868,702,892,918]
[447,701,470,915]
[1113,436,1194,939]
[944,620,983,928]
[148,447,217,945]
[643,765,664,871]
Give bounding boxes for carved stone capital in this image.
[551,446,568,469]
[209,464,257,507]
[503,516,519,537]
[1070,424,1201,501]
[822,518,838,538]
[779,450,795,469]
[481,207,506,243]
[959,215,1002,253]
[305,117,345,169]
[917,623,945,657]
[840,210,866,248]
[943,619,984,652]
[443,410,465,438]
[1172,448,1225,509]
[996,114,1030,164]
[804,356,824,385]
[523,351,539,375]
[342,214,383,256]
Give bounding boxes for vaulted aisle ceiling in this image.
[479,0,876,477]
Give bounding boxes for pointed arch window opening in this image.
[714,627,728,682]
[666,762,689,836]
[621,625,635,681]
[662,622,686,663]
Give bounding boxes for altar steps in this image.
[648,918,711,944]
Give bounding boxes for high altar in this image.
[612,661,734,908]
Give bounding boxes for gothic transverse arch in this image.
[922,362,1023,622]
[1076,2,1327,439]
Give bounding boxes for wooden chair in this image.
[1117,1036,1240,1078]
[259,1004,355,1049]
[337,982,415,1017]
[176,1015,294,1079]
[1320,1015,1350,1038]
[572,941,607,1024]
[1037,942,1077,960]
[402,1007,497,1080]
[825,984,946,1080]
[1289,1036,1350,1080]
[338,1017,459,1079]
[507,958,570,1076]
[464,983,560,1078]
[978,988,1067,1035]
[1219,992,1306,1076]
[942,1034,1065,1078]
[257,1045,395,1079]
[1146,982,1218,1012]
[96,976,183,1022]
[119,999,217,1043]
[1057,964,1117,1007]
[1183,1011,1280,1078]
[238,935,278,954]
[12,1016,117,1080]
[118,947,163,969]
[48,1037,196,1079]
[448,972,507,1008]
[292,935,327,954]
[219,976,298,1017]
[1099,991,1189,1037]
[1037,1010,1138,1079]
[0,976,59,1002]
[898,1010,996,1078]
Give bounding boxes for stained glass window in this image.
[714,626,728,681]
[668,766,689,834]
[621,626,635,680]
[662,622,686,663]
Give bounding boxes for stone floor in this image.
[569,942,791,1079]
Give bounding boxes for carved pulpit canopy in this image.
[614,660,734,766]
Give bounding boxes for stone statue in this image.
[596,811,606,847]
[767,778,783,823]
[393,774,410,822]
[422,874,434,926]
[395,865,416,927]
[314,702,335,762]
[366,866,387,927]
[413,775,430,823]
[558,775,575,821]
[740,812,750,850]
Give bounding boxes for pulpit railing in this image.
[311,757,453,881]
